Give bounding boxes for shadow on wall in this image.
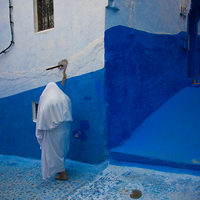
[105,25,189,149]
[0,69,107,164]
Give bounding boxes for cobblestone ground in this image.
[0,155,200,200]
[0,155,107,200]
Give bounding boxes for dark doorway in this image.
[188,6,198,79]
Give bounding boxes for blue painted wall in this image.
[0,69,106,164]
[63,69,107,164]
[105,25,189,149]
[109,87,200,171]
[1,25,198,166]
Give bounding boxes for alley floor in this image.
[0,154,200,200]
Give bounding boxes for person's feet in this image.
[55,171,68,180]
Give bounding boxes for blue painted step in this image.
[110,87,200,171]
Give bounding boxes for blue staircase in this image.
[109,87,200,171]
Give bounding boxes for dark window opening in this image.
[32,102,39,122]
[37,0,54,32]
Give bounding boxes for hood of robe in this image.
[36,82,73,130]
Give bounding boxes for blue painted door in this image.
[188,7,198,79]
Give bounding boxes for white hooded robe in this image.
[36,82,73,180]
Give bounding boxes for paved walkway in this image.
[0,154,200,200]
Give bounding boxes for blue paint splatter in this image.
[73,129,88,142]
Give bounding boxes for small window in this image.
[32,101,39,122]
[34,0,54,32]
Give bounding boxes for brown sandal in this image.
[55,175,68,180]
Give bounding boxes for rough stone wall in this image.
[105,26,189,149]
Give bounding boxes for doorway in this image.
[188,6,198,79]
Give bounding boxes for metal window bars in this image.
[37,0,54,31]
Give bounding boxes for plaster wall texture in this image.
[106,0,191,34]
[0,0,196,167]
[0,69,106,164]
[0,0,106,98]
[0,0,107,164]
[105,26,189,149]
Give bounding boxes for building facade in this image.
[0,0,199,165]
[0,0,107,163]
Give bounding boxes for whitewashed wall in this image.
[106,0,191,34]
[0,0,107,98]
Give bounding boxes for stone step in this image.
[109,87,200,171]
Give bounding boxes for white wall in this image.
[106,0,191,34]
[0,0,107,98]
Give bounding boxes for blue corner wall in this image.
[109,87,200,171]
[105,25,189,149]
[0,69,106,164]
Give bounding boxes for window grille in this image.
[37,0,54,32]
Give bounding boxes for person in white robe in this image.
[36,82,73,180]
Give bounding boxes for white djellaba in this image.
[35,82,73,180]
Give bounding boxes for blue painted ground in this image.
[0,154,200,199]
[110,87,200,171]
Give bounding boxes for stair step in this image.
[109,87,200,171]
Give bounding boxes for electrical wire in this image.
[0,0,14,55]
